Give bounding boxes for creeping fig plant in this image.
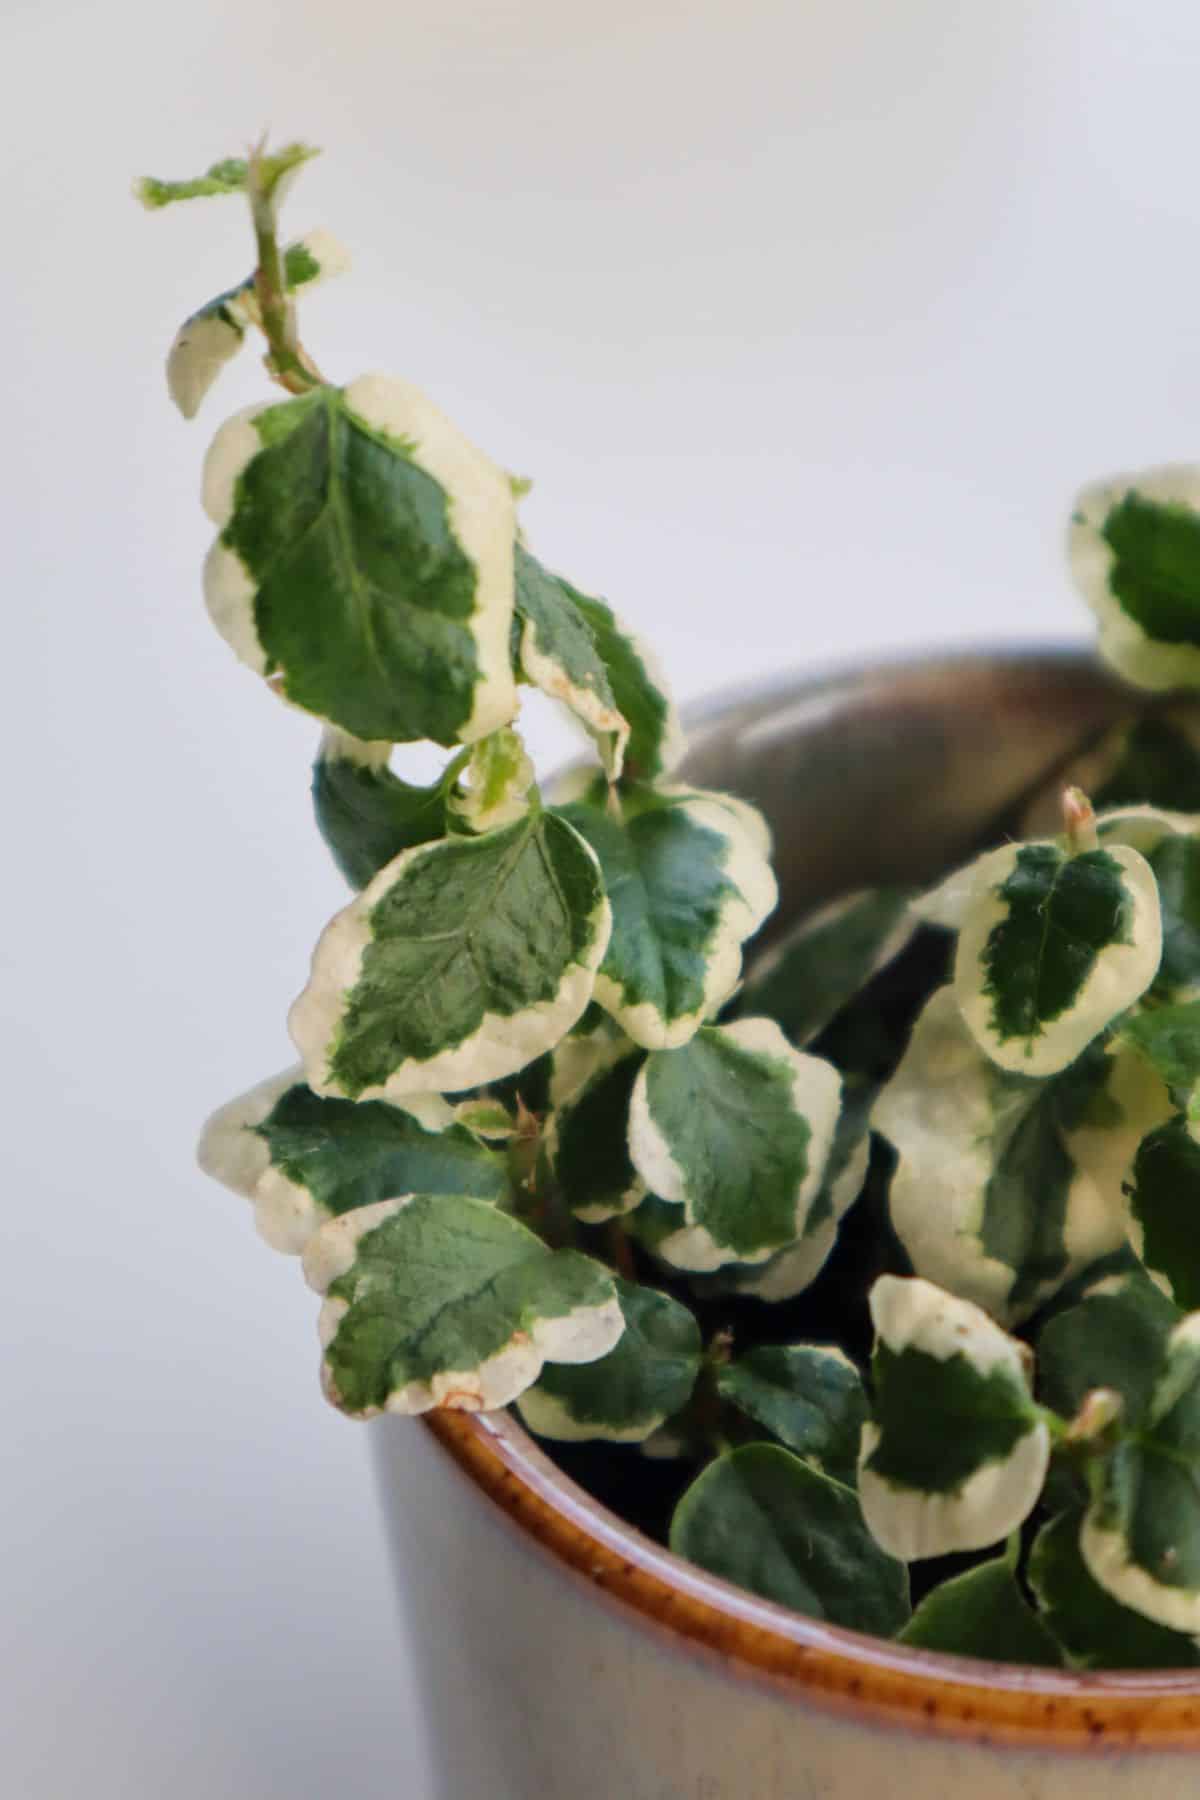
[149,140,1200,1665]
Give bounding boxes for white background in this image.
[6,2,1200,1794]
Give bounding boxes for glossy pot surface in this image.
[373,650,1200,1799]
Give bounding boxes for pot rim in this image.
[427,645,1200,1752]
[425,1408,1200,1752]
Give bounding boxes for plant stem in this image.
[247,144,324,395]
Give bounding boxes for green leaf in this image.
[514,548,630,779]
[1082,1314,1200,1632]
[311,729,451,888]
[558,782,776,1050]
[197,1068,503,1253]
[899,1556,1063,1666]
[627,1018,841,1270]
[1030,1509,1200,1669]
[707,1083,873,1301]
[303,1192,622,1417]
[874,988,1169,1325]
[290,810,611,1101]
[1127,1117,1200,1309]
[859,1276,1050,1560]
[669,1445,909,1635]
[549,1050,646,1222]
[1071,469,1200,692]
[569,590,683,782]
[202,376,517,745]
[1122,1003,1200,1108]
[1095,712,1200,813]
[738,888,915,1046]
[717,1345,867,1486]
[954,841,1161,1077]
[1148,834,1200,999]
[166,228,350,420]
[446,727,535,835]
[1036,1262,1181,1425]
[517,1276,701,1442]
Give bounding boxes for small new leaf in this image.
[859,1276,1050,1561]
[954,841,1161,1077]
[669,1445,909,1636]
[517,1276,701,1443]
[716,1344,867,1486]
[1070,468,1200,692]
[558,782,777,1050]
[167,228,350,419]
[202,375,517,745]
[303,1193,622,1417]
[290,810,611,1101]
[627,1018,841,1271]
[899,1557,1063,1666]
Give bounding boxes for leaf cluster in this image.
[157,145,1200,1671]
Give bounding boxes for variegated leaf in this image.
[202,374,517,745]
[513,547,630,780]
[695,1081,872,1301]
[1030,1508,1200,1669]
[627,1018,841,1271]
[166,228,350,419]
[1070,467,1200,692]
[569,587,685,782]
[670,1445,909,1635]
[953,840,1160,1076]
[859,1276,1051,1560]
[517,1276,701,1443]
[874,988,1170,1325]
[1036,1260,1180,1425]
[290,811,611,1100]
[738,887,916,1046]
[312,728,450,889]
[197,1067,503,1253]
[716,1344,867,1486]
[303,1193,622,1417]
[557,782,776,1050]
[1081,1314,1200,1632]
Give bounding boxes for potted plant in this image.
[141,141,1200,1797]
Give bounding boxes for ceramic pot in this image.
[372,649,1200,1800]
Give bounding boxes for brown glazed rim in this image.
[425,1409,1200,1753]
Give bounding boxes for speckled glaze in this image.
[372,652,1200,1799]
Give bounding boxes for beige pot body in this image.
[373,1418,1197,1799]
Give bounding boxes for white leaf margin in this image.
[1070,466,1200,693]
[858,1275,1050,1561]
[627,1017,841,1272]
[953,841,1161,1077]
[288,816,613,1101]
[301,1195,625,1416]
